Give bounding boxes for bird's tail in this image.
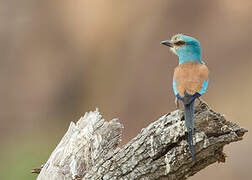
[184,99,196,160]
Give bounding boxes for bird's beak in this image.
[161,40,173,47]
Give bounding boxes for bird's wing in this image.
[173,62,209,97]
[173,79,179,96]
[199,79,209,95]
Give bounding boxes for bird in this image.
[161,34,209,160]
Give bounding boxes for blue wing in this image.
[173,79,179,96]
[199,79,209,95]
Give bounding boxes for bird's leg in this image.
[175,97,180,109]
[197,97,210,109]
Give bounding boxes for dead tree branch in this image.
[35,103,247,180]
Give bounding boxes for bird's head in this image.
[161,34,202,65]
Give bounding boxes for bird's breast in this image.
[174,62,209,97]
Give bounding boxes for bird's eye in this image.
[175,41,186,46]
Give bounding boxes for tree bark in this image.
[35,103,247,180]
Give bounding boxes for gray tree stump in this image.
[35,103,247,180]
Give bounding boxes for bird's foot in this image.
[197,97,210,110]
[175,97,180,109]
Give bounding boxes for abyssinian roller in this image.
[161,34,209,160]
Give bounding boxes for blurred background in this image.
[0,0,251,179]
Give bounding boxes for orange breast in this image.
[174,62,209,97]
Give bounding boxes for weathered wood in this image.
[36,103,247,180]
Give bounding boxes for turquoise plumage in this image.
[161,34,209,160]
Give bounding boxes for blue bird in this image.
[161,34,209,160]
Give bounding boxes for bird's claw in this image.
[197,97,210,109]
[175,97,180,109]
